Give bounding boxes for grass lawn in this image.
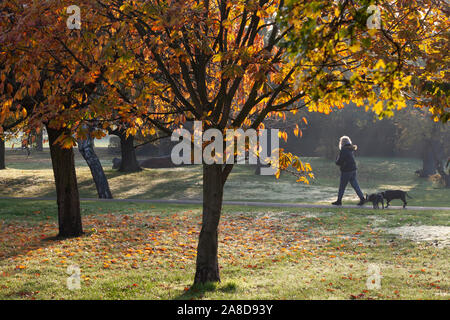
[1,149,449,207]
[0,199,448,300]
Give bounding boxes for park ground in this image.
[0,149,449,299]
[1,148,450,206]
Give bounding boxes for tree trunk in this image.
[0,137,5,170]
[446,159,450,188]
[194,163,225,284]
[78,135,113,199]
[444,175,450,188]
[118,133,141,172]
[421,124,443,177]
[436,159,450,188]
[36,128,44,151]
[422,143,437,176]
[47,126,83,238]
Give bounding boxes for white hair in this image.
[339,136,354,150]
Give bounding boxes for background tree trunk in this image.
[0,137,5,170]
[421,124,444,177]
[436,158,450,188]
[78,135,113,199]
[118,133,141,172]
[422,142,437,176]
[442,174,450,188]
[47,126,83,238]
[194,163,224,284]
[35,128,44,151]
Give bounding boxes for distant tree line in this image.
[283,106,450,176]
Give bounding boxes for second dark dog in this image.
[381,190,412,208]
[366,193,384,209]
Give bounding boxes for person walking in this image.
[332,136,365,206]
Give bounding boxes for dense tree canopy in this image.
[280,0,448,120]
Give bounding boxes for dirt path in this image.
[1,196,449,211]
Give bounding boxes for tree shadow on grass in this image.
[173,282,237,300]
[41,230,94,242]
[0,175,55,198]
[103,168,204,200]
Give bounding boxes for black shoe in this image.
[332,201,342,206]
[357,199,365,206]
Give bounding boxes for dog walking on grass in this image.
[366,193,384,209]
[382,190,412,208]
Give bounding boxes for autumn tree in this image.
[0,61,84,237]
[84,0,449,284]
[0,0,168,231]
[0,1,119,236]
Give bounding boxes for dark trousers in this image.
[338,170,364,201]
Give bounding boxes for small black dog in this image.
[366,193,384,209]
[381,190,412,208]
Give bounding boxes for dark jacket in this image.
[335,144,357,172]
